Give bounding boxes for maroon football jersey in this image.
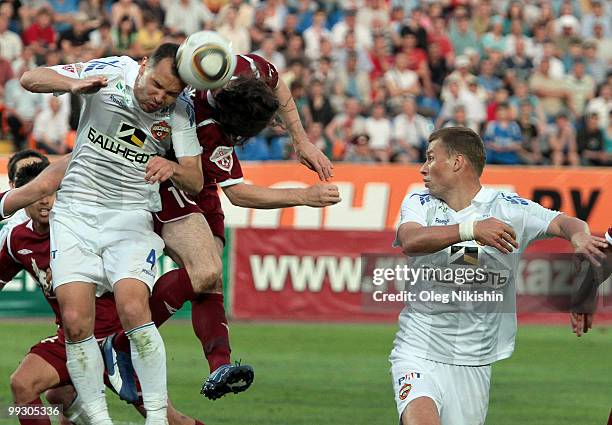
[0,220,122,340]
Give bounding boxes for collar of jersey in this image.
[125,63,138,88]
[470,187,498,205]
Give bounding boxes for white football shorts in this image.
[390,351,491,425]
[50,203,164,294]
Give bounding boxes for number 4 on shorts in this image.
[146,249,156,270]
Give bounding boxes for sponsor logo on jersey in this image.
[398,372,422,386]
[88,127,157,164]
[210,146,234,172]
[116,123,147,148]
[164,301,178,315]
[17,249,33,255]
[434,217,450,225]
[109,94,128,109]
[450,246,479,266]
[398,383,412,401]
[151,121,171,141]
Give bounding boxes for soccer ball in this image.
[176,31,236,90]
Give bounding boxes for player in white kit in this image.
[391,127,608,425]
[19,43,203,425]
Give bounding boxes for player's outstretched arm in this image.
[398,218,519,256]
[222,182,341,209]
[21,67,107,94]
[145,155,203,195]
[546,215,608,266]
[0,155,69,219]
[275,79,333,181]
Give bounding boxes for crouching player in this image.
[1,164,210,425]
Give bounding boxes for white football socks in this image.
[65,336,113,425]
[126,323,168,425]
[64,394,88,425]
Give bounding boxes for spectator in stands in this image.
[32,96,69,154]
[11,45,35,74]
[561,39,583,74]
[581,0,610,38]
[58,12,91,54]
[463,78,487,129]
[331,7,371,50]
[585,83,611,129]
[133,12,163,58]
[303,9,331,62]
[4,66,43,151]
[481,16,507,56]
[554,14,581,53]
[308,79,334,127]
[325,97,366,160]
[79,0,107,29]
[592,22,612,65]
[22,7,57,55]
[509,81,547,131]
[449,9,479,57]
[442,55,474,97]
[472,1,493,38]
[477,58,503,101]
[0,46,14,91]
[283,35,306,68]
[398,32,427,73]
[306,121,331,160]
[392,96,433,162]
[503,1,526,35]
[542,40,566,79]
[344,134,375,163]
[505,18,534,57]
[335,50,371,109]
[442,104,479,133]
[483,102,523,165]
[504,38,535,86]
[400,8,428,51]
[274,12,299,53]
[384,52,420,110]
[367,34,392,82]
[0,15,22,62]
[582,40,606,85]
[605,110,612,154]
[428,17,454,65]
[365,103,392,162]
[516,101,543,164]
[426,42,449,99]
[216,0,253,29]
[112,16,137,56]
[437,77,470,128]
[165,0,213,36]
[565,60,595,117]
[550,113,580,166]
[357,0,389,31]
[216,6,250,55]
[529,57,571,121]
[88,20,113,58]
[112,0,143,30]
[577,111,611,166]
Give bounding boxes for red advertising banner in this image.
[231,228,612,322]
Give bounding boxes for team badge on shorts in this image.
[210,146,234,172]
[151,121,171,141]
[398,383,412,401]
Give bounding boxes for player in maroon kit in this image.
[1,163,210,425]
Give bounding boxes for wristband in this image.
[459,219,475,241]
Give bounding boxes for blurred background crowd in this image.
[0,0,610,166]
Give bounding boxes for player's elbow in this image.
[19,70,35,91]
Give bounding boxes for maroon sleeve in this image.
[199,124,244,187]
[236,54,279,89]
[0,231,24,284]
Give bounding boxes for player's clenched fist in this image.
[70,76,108,95]
[145,156,176,184]
[474,217,519,254]
[304,183,341,207]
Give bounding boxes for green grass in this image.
[0,321,610,424]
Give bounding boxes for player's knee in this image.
[116,299,150,329]
[10,372,38,403]
[61,309,92,341]
[188,257,222,294]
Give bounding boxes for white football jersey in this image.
[50,56,202,211]
[391,187,561,366]
[0,209,29,249]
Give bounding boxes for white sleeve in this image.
[48,56,129,79]
[393,191,431,247]
[170,92,204,158]
[501,193,562,243]
[0,190,12,221]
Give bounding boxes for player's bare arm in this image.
[222,182,341,209]
[145,155,203,194]
[1,155,69,218]
[546,214,608,266]
[275,78,333,181]
[397,217,518,256]
[20,67,108,94]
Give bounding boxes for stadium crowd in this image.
[0,0,610,165]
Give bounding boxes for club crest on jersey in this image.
[62,63,83,77]
[116,123,147,148]
[210,146,233,172]
[398,383,412,401]
[151,121,171,141]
